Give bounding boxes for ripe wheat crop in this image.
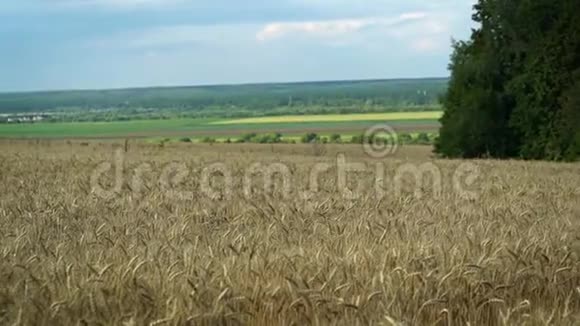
[0,140,579,325]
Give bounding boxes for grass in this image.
[0,113,440,139]
[0,119,214,138]
[212,111,443,125]
[0,140,579,325]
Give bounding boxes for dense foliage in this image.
[436,0,580,161]
[190,132,436,146]
[0,79,446,122]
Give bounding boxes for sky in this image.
[0,0,476,92]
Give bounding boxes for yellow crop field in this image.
[1,140,580,325]
[213,111,443,125]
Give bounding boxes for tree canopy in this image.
[436,0,580,161]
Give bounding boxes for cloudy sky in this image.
[0,0,476,91]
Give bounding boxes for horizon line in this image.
[0,76,450,95]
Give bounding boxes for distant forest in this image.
[0,78,447,122]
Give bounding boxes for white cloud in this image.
[371,11,455,54]
[87,7,458,57]
[256,12,427,41]
[254,10,454,54]
[256,19,370,41]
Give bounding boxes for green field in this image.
[0,119,212,138]
[0,112,441,139]
[212,111,442,125]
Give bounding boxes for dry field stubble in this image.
[0,140,580,325]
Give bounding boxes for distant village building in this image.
[1,114,48,124]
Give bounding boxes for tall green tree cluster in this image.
[436,0,580,160]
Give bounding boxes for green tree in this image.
[437,0,580,161]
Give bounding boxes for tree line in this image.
[436,0,580,161]
[177,132,436,146]
[0,79,447,120]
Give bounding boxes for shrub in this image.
[301,133,319,144]
[416,133,431,145]
[252,133,283,144]
[329,134,342,143]
[240,133,257,143]
[350,134,364,144]
[399,133,413,144]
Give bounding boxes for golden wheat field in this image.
[1,140,580,325]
